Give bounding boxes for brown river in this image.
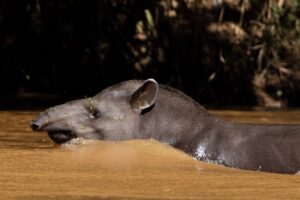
[0,110,299,199]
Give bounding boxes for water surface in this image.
[0,110,299,199]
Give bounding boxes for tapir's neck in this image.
[136,86,225,148]
[135,86,248,167]
[139,101,233,159]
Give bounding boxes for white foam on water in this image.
[195,144,227,165]
[62,138,95,149]
[195,145,206,160]
[257,165,262,172]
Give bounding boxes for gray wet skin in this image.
[30,79,300,174]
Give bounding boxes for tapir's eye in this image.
[89,109,101,119]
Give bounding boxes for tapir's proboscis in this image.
[30,79,300,174]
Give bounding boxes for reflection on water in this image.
[0,110,299,199]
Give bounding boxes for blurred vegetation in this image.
[0,0,300,107]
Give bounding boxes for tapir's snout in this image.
[30,121,40,131]
[30,109,79,144]
[30,113,48,132]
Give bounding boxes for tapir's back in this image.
[218,122,300,173]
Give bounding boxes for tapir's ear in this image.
[130,79,158,113]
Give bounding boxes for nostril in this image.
[31,123,39,131]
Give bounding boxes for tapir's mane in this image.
[159,84,208,113]
[117,80,208,113]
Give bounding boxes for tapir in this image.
[30,79,300,174]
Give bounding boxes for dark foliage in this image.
[0,0,300,107]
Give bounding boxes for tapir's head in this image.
[30,79,159,144]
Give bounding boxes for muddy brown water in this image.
[0,110,299,200]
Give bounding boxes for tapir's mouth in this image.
[47,130,77,144]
